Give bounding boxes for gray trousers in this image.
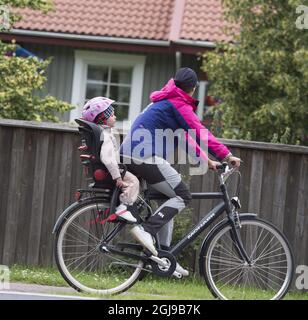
[125,156,192,247]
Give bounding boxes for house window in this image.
[86,65,133,121]
[70,51,146,126]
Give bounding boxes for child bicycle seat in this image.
[75,118,114,189]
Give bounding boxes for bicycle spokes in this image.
[55,201,144,294]
[205,219,293,300]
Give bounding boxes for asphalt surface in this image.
[0,291,97,300]
[0,283,99,300]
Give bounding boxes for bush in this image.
[0,1,73,122]
[202,0,308,145]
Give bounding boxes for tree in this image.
[202,0,308,145]
[0,0,73,121]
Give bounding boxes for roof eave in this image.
[9,29,217,49]
[10,29,170,47]
[174,39,216,48]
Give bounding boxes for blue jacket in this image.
[120,79,230,162]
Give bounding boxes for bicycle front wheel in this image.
[200,216,294,300]
[54,199,144,295]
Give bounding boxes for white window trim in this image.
[70,50,146,126]
[197,81,208,120]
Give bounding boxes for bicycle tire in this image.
[54,198,144,295]
[199,215,294,300]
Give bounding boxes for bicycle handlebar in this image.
[216,161,237,171]
[216,162,227,171]
[216,162,239,185]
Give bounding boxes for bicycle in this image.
[53,159,294,300]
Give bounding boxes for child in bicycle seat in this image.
[82,96,139,223]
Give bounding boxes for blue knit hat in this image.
[174,67,199,90]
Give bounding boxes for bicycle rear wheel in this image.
[54,199,144,295]
[200,216,294,300]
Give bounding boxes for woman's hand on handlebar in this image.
[227,156,242,168]
[208,159,221,171]
[208,155,242,172]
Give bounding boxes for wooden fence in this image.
[0,119,307,281]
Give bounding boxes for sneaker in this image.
[173,262,189,277]
[115,204,137,223]
[130,225,158,256]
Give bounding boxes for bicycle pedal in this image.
[173,271,183,279]
[149,250,177,277]
[149,255,168,268]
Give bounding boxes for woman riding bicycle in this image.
[120,67,241,276]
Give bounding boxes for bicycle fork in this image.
[220,180,252,265]
[228,215,252,265]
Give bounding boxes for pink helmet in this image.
[81,97,115,122]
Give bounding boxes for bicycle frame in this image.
[148,189,229,255]
[171,196,226,256]
[147,173,251,264]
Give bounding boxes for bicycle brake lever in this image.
[220,165,238,184]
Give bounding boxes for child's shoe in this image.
[115,204,137,223]
[130,225,158,256]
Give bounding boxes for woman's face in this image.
[189,87,196,96]
[106,113,116,127]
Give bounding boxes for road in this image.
[0,291,98,300]
[0,282,100,300]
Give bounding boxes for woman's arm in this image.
[173,104,231,161]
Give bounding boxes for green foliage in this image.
[0,0,73,122]
[0,0,53,20]
[0,0,52,10]
[202,0,308,145]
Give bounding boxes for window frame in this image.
[70,50,146,126]
[197,80,208,120]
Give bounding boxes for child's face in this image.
[106,113,116,127]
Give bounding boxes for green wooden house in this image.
[1,0,231,127]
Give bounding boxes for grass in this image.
[9,264,213,300]
[8,264,308,300]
